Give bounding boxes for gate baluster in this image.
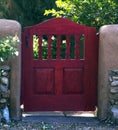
[75,35,80,59]
[48,35,52,60]
[57,35,61,59]
[38,35,42,59]
[66,35,70,59]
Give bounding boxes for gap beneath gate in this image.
[22,111,96,117]
[22,111,99,124]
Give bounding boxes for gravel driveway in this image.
[0,122,117,130]
[0,120,117,130]
[0,112,118,130]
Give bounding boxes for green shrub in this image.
[0,35,19,63]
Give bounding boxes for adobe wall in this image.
[0,19,21,120]
[1,19,118,121]
[98,25,118,120]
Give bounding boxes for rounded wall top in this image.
[100,24,118,35]
[0,19,21,38]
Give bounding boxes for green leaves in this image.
[0,35,19,63]
[44,0,118,30]
[0,0,56,27]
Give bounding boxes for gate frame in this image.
[21,18,99,112]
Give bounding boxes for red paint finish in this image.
[34,68,54,94]
[63,68,83,94]
[21,18,98,112]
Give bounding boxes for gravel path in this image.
[0,121,117,130]
[0,114,117,130]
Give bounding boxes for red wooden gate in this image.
[22,18,98,112]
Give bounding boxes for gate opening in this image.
[22,111,97,118]
[21,103,97,118]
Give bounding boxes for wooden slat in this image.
[38,35,42,59]
[56,35,61,59]
[75,35,80,59]
[66,35,70,59]
[48,35,52,59]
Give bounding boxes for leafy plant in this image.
[0,35,19,63]
[0,0,56,27]
[33,35,39,59]
[44,0,118,30]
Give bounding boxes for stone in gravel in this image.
[1,91,10,98]
[109,76,113,82]
[0,65,10,71]
[111,81,118,86]
[1,71,8,77]
[110,87,118,93]
[111,70,118,75]
[112,76,118,81]
[0,98,7,103]
[111,106,118,119]
[1,77,9,86]
[110,93,118,100]
[0,84,8,92]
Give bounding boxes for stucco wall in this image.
[1,19,118,121]
[98,25,118,120]
[0,19,21,120]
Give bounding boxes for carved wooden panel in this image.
[33,68,54,94]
